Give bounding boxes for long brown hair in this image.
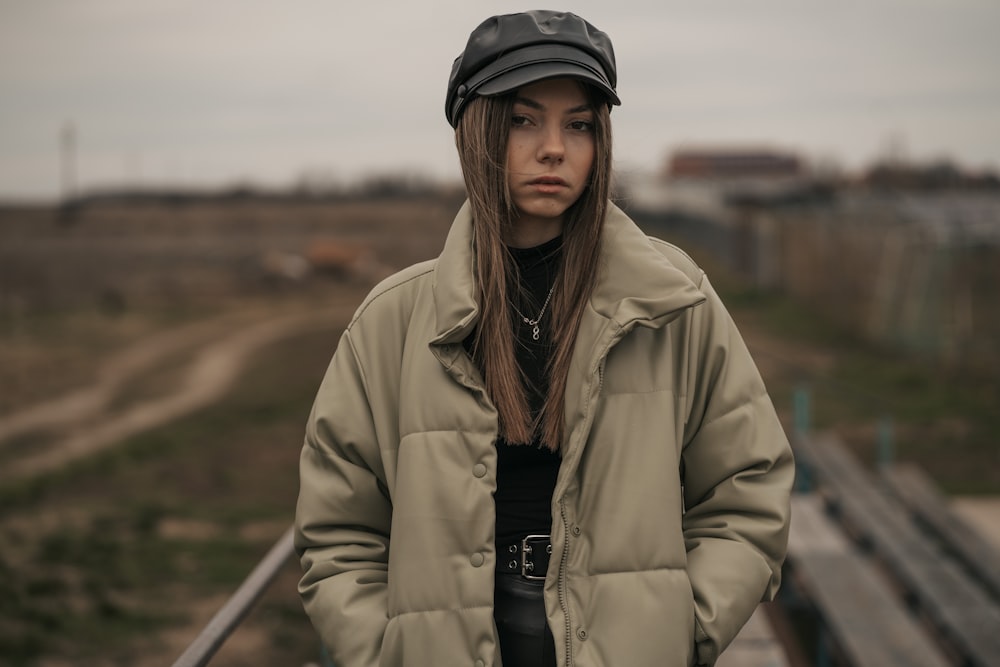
[455,83,613,451]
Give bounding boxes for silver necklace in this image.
[512,284,555,341]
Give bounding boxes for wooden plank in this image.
[787,496,950,667]
[795,434,1000,667]
[794,552,951,667]
[829,465,1000,667]
[952,497,1000,552]
[884,463,1000,602]
[788,493,850,556]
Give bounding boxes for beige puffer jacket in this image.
[295,201,794,667]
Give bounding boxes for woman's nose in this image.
[537,127,565,163]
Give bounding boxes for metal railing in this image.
[170,525,296,667]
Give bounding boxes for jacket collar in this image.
[430,200,705,346]
[431,201,480,345]
[590,203,706,329]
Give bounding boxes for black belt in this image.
[498,534,551,580]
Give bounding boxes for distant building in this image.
[861,160,1000,191]
[626,147,822,214]
[666,149,803,180]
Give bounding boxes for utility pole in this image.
[60,121,77,202]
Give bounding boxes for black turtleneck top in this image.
[494,235,563,545]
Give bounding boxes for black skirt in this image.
[494,573,557,666]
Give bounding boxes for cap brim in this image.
[476,62,621,106]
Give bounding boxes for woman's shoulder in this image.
[346,259,437,331]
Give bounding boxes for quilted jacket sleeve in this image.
[295,329,391,667]
[680,275,794,667]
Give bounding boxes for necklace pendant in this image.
[513,283,554,343]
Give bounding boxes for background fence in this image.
[628,189,1000,377]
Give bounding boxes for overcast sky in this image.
[2,0,999,200]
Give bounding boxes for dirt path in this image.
[0,309,335,483]
[0,317,237,444]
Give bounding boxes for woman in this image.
[295,10,793,667]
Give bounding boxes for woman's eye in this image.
[569,119,594,132]
[511,114,531,127]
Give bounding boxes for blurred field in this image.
[0,194,457,665]
[0,193,996,665]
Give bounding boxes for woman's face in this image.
[505,77,595,247]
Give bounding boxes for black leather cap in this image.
[445,10,620,128]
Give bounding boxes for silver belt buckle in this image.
[520,534,550,581]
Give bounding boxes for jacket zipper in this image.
[596,358,606,397]
[556,357,609,666]
[558,499,572,666]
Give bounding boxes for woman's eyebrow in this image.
[514,96,545,110]
[513,97,593,115]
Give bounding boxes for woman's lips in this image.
[527,176,568,193]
